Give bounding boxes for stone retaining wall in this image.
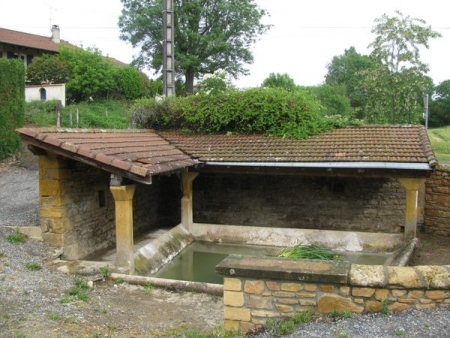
[425,165,450,236]
[216,255,450,333]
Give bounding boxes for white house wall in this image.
[25,84,66,106]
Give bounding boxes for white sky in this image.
[1,0,448,88]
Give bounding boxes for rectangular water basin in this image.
[148,241,395,284]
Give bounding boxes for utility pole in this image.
[423,94,429,130]
[163,0,175,96]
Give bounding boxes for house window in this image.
[39,88,47,101]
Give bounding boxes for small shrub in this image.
[114,277,124,284]
[329,310,352,319]
[5,228,28,244]
[99,265,111,279]
[75,278,89,289]
[47,312,61,320]
[0,252,6,258]
[265,311,312,336]
[143,282,153,294]
[381,299,390,315]
[25,262,42,271]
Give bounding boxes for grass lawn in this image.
[428,126,450,164]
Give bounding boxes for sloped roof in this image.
[159,125,436,167]
[17,128,199,184]
[17,125,436,184]
[0,27,63,52]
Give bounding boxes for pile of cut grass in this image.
[276,244,339,261]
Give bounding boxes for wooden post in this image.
[56,100,62,127]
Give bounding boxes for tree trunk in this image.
[185,69,195,94]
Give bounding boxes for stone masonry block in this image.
[350,264,386,287]
[352,287,375,298]
[317,295,364,314]
[319,284,334,292]
[224,320,240,331]
[281,282,302,292]
[415,266,450,289]
[41,232,63,247]
[375,289,390,300]
[224,307,251,322]
[39,180,61,197]
[388,267,425,288]
[304,284,317,292]
[224,278,242,291]
[244,280,265,294]
[248,295,273,309]
[224,291,244,307]
[266,281,280,291]
[425,290,449,300]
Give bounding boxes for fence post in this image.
[56,100,62,127]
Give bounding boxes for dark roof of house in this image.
[17,128,199,184]
[0,27,127,66]
[159,125,436,166]
[0,27,66,52]
[17,125,436,184]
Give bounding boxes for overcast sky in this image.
[1,0,448,88]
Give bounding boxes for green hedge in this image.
[0,59,25,160]
[131,88,356,138]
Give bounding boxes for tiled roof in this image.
[159,125,436,166]
[17,125,436,183]
[17,128,198,182]
[0,27,61,52]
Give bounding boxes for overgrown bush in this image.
[0,59,25,160]
[132,87,354,138]
[112,66,143,100]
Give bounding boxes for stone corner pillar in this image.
[110,184,136,273]
[399,178,426,240]
[181,172,198,231]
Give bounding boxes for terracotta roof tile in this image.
[16,128,198,180]
[0,27,62,52]
[158,125,436,165]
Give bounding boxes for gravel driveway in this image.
[1,153,449,337]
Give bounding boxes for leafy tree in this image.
[261,73,297,92]
[112,65,143,100]
[118,0,270,93]
[325,47,377,116]
[363,11,441,124]
[197,70,234,95]
[429,80,450,127]
[26,54,70,85]
[309,84,353,117]
[58,45,115,102]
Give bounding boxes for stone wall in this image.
[425,165,450,236]
[217,256,450,333]
[194,174,405,233]
[39,154,180,259]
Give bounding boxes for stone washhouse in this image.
[17,125,436,274]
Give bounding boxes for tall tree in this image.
[325,47,377,116]
[118,0,270,93]
[363,11,441,124]
[261,73,297,92]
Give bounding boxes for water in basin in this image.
[149,241,394,284]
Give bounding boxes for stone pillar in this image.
[38,154,72,248]
[181,172,198,231]
[399,178,426,240]
[110,184,136,273]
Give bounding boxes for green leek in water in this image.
[276,244,340,261]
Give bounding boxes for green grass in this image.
[428,126,450,163]
[25,262,42,271]
[265,311,312,336]
[5,228,28,244]
[24,100,131,129]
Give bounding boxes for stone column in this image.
[181,172,198,231]
[38,154,72,248]
[399,178,426,240]
[110,184,136,273]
